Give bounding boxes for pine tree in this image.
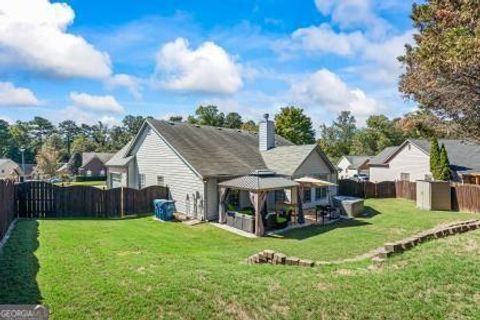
[438,144,452,181]
[429,137,440,179]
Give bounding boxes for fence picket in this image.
[13,182,169,218]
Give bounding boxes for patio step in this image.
[182,219,203,226]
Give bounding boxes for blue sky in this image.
[0,0,417,129]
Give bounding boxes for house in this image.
[369,139,480,184]
[106,115,337,222]
[0,159,22,181]
[79,152,114,177]
[337,156,370,179]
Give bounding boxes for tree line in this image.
[0,115,146,165]
[0,102,459,174]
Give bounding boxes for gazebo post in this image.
[252,191,266,237]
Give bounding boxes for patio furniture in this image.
[226,211,255,233]
[218,170,299,236]
[315,205,329,225]
[265,210,291,230]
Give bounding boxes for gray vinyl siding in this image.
[369,142,430,182]
[293,151,332,179]
[337,157,361,179]
[133,126,205,216]
[0,160,20,179]
[205,178,218,220]
[293,150,337,208]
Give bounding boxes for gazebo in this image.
[218,170,299,236]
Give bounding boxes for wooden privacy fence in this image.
[452,184,480,213]
[14,181,169,218]
[0,180,15,242]
[339,179,416,200]
[340,179,480,213]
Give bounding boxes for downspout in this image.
[203,179,208,221]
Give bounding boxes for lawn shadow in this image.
[274,218,371,240]
[0,219,42,304]
[359,206,382,219]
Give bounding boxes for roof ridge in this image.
[150,118,260,135]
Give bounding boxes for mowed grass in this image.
[1,199,479,319]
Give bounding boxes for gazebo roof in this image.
[295,176,337,187]
[218,170,299,191]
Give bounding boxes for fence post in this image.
[120,187,124,218]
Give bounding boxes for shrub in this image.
[75,176,107,182]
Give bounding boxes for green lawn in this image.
[55,180,107,188]
[1,199,479,319]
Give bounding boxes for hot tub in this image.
[333,196,364,217]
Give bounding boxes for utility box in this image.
[416,180,451,211]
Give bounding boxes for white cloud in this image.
[291,23,365,56]
[69,92,124,114]
[0,0,112,79]
[55,106,121,126]
[106,74,142,99]
[0,82,40,106]
[359,30,413,83]
[290,69,383,121]
[153,37,243,94]
[314,0,390,38]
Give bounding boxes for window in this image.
[110,173,122,188]
[139,174,146,189]
[227,190,240,209]
[400,173,410,181]
[100,169,105,176]
[157,176,164,186]
[303,188,311,202]
[315,187,327,200]
[86,170,92,176]
[275,190,286,203]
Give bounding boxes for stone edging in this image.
[247,249,315,267]
[247,219,480,268]
[372,219,480,266]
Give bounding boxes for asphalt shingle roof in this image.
[343,155,371,169]
[147,119,294,178]
[369,146,399,165]
[409,139,480,174]
[105,140,134,167]
[82,152,114,166]
[261,144,319,176]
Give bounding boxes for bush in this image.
[238,207,254,215]
[75,176,107,182]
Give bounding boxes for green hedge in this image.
[75,176,107,182]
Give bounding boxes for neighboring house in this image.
[79,152,114,177]
[22,164,35,180]
[337,156,370,179]
[0,159,23,181]
[106,115,337,221]
[369,139,480,184]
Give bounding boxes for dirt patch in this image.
[216,297,254,320]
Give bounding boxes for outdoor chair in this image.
[265,210,291,230]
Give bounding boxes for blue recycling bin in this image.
[153,199,176,221]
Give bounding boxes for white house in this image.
[337,156,370,179]
[369,139,480,184]
[106,115,338,221]
[0,159,22,180]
